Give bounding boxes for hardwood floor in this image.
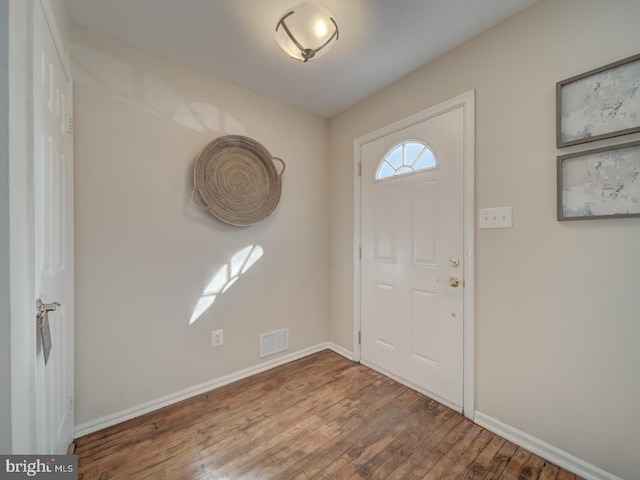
[76,350,582,479]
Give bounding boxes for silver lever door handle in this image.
[36,299,61,326]
[37,299,61,316]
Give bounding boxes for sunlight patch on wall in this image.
[189,245,264,325]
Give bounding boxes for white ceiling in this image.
[61,0,538,118]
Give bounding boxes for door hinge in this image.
[358,331,361,345]
[67,117,73,134]
[358,246,362,259]
[358,161,362,176]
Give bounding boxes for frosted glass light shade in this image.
[275,4,339,62]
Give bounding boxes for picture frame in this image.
[556,53,640,148]
[557,140,640,221]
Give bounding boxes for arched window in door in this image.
[376,140,437,180]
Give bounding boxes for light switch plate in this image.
[479,206,513,229]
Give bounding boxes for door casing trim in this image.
[353,90,475,419]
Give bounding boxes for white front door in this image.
[33,1,75,454]
[359,103,465,411]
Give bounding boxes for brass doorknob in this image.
[437,277,460,288]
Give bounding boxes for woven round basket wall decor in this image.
[192,135,285,226]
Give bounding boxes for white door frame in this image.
[8,0,39,453]
[353,90,475,419]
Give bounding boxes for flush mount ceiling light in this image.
[275,3,339,63]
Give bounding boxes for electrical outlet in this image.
[212,329,224,347]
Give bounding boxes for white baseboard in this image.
[325,341,354,360]
[474,411,623,480]
[75,342,353,438]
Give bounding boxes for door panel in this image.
[411,288,439,366]
[360,106,464,410]
[412,180,438,265]
[373,282,397,350]
[374,189,396,263]
[33,1,74,454]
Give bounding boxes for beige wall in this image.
[329,0,640,478]
[71,28,330,425]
